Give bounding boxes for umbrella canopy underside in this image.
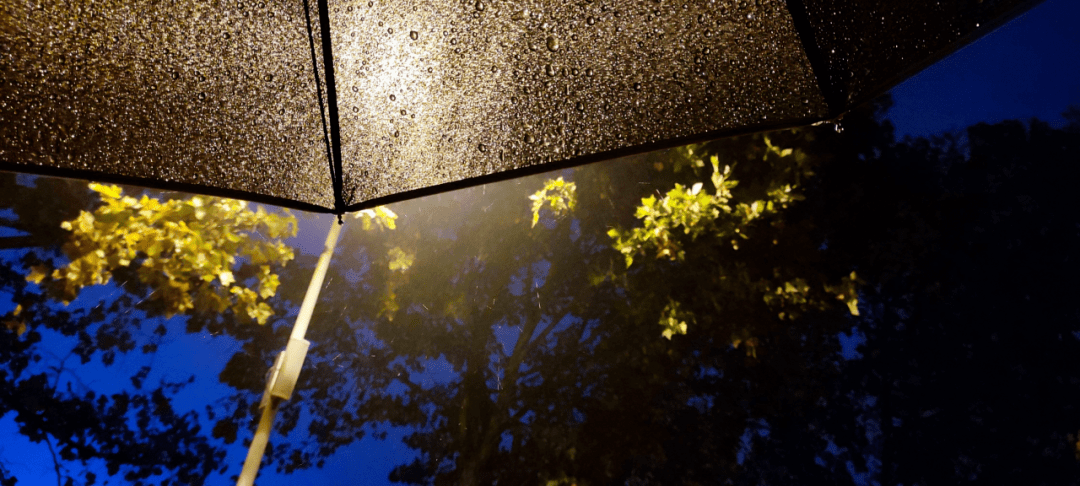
[0,0,1038,212]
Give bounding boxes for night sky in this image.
[887,0,1080,138]
[2,0,1078,483]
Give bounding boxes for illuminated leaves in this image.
[353,206,398,231]
[659,299,694,340]
[607,139,861,340]
[388,247,415,272]
[2,304,26,335]
[529,177,577,228]
[31,183,298,324]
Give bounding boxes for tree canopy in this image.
[2,99,1080,485]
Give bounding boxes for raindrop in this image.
[585,67,594,77]
[368,1,373,6]
[586,16,596,25]
[546,36,560,51]
[347,5,353,12]
[544,64,556,76]
[394,130,400,137]
[575,101,583,111]
[400,109,407,115]
[352,106,359,113]
[410,30,419,40]
[264,74,273,82]
[389,94,396,101]
[570,67,579,76]
[352,86,359,92]
[478,143,487,152]
[388,27,394,34]
[524,133,535,144]
[198,92,206,100]
[475,0,484,11]
[450,38,457,45]
[223,32,231,40]
[633,82,642,91]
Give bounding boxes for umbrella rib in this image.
[317,0,347,215]
[784,0,845,117]
[301,0,338,211]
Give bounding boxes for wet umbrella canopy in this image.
[0,0,1040,214]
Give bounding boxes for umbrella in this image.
[0,0,1042,482]
[0,0,1040,215]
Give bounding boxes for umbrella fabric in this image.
[0,0,1038,213]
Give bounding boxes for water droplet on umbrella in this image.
[524,133,535,144]
[575,101,583,111]
[475,0,484,11]
[585,67,594,77]
[389,94,396,101]
[478,143,487,152]
[198,92,206,100]
[264,74,273,82]
[353,86,359,92]
[410,30,419,40]
[393,130,400,137]
[546,36,560,51]
[223,32,231,39]
[400,109,407,115]
[388,27,394,34]
[586,16,596,25]
[545,64,556,76]
[633,82,642,91]
[352,106,359,113]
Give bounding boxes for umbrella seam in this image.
[315,0,347,217]
[302,0,338,212]
[784,0,845,117]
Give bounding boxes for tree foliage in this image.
[4,101,1080,486]
[26,183,297,324]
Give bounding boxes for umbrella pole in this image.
[237,218,343,486]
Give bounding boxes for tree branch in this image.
[44,434,63,486]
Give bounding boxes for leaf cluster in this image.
[30,183,297,324]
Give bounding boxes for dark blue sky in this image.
[887,0,1080,138]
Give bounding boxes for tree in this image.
[6,101,1078,485]
[208,116,867,485]
[0,179,298,485]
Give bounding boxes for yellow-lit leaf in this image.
[26,265,49,284]
[218,271,235,287]
[3,319,26,336]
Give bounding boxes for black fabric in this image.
[0,0,1038,212]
